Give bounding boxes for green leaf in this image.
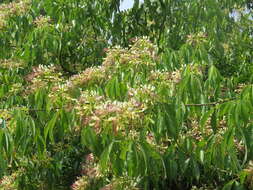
[37,135,46,155]
[0,129,3,150]
[35,90,44,109]
[222,180,234,190]
[0,119,6,129]
[139,143,148,175]
[105,77,116,99]
[44,111,59,143]
[240,100,250,122]
[81,126,100,155]
[239,170,248,184]
[99,142,114,172]
[182,158,191,173]
[233,181,246,190]
[168,159,178,180]
[192,160,200,181]
[199,150,204,164]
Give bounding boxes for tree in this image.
[0,0,252,189]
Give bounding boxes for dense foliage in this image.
[0,0,253,189]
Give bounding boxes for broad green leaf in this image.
[99,141,114,172]
[199,150,204,164]
[81,126,100,155]
[44,111,59,143]
[222,180,234,190]
[192,160,200,181]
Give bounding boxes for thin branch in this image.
[0,107,62,112]
[185,98,236,107]
[28,108,62,112]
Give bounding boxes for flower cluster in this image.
[130,37,157,56]
[71,176,89,190]
[75,90,104,112]
[187,64,204,76]
[0,0,31,29]
[48,82,77,109]
[81,153,101,179]
[48,66,111,106]
[103,37,157,70]
[25,64,63,93]
[5,83,24,99]
[0,59,27,70]
[184,117,227,142]
[69,66,111,89]
[9,83,23,93]
[71,153,102,190]
[186,32,208,46]
[78,98,147,135]
[222,43,231,54]
[234,83,246,93]
[33,15,52,28]
[149,69,182,87]
[145,132,171,154]
[100,176,141,190]
[102,47,126,67]
[0,111,11,127]
[128,85,158,104]
[0,170,23,190]
[46,38,158,103]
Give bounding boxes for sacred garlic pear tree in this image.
[0,0,252,189]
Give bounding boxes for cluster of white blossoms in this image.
[186,32,208,46]
[33,15,52,28]
[77,97,147,135]
[149,69,181,84]
[71,153,102,190]
[0,59,27,70]
[0,0,31,29]
[0,170,23,190]
[25,64,63,93]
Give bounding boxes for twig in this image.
[0,107,62,112]
[185,98,236,107]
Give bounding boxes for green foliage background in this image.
[0,0,252,189]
